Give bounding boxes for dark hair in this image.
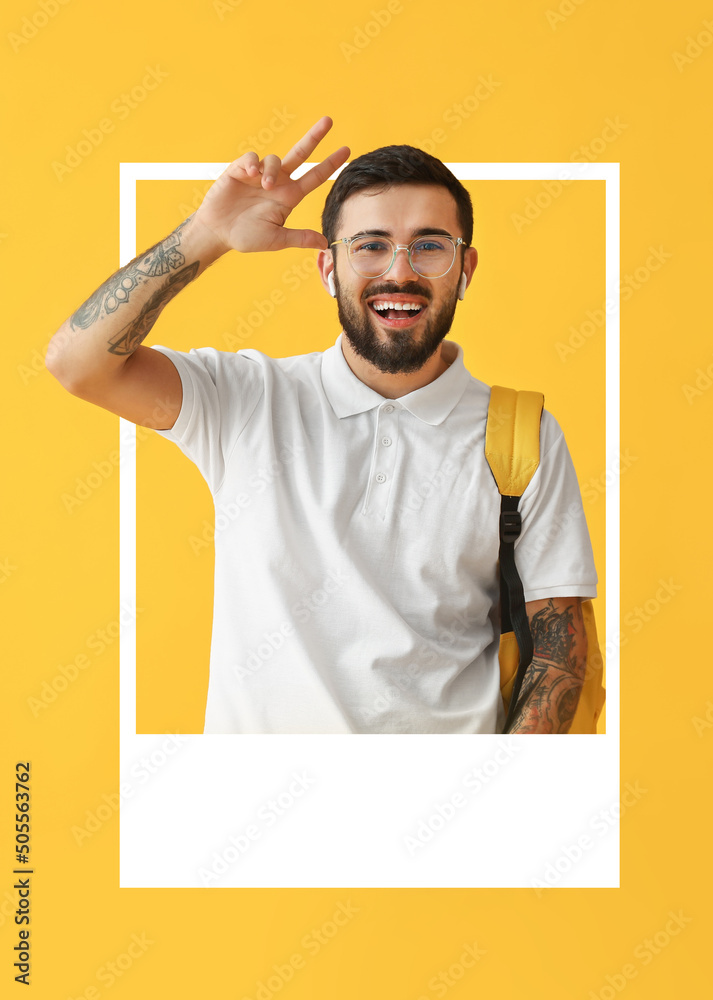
[321,145,474,256]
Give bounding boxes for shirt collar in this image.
[321,332,471,426]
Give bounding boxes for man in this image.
[46,115,597,735]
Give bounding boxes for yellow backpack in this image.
[485,386,606,734]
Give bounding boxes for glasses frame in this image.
[330,233,466,279]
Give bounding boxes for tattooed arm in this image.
[45,212,226,390]
[44,213,228,429]
[507,596,587,734]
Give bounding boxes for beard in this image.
[334,271,459,375]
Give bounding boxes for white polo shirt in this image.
[149,333,597,734]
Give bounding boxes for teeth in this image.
[371,301,423,311]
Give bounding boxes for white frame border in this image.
[119,161,619,889]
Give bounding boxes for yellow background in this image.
[3,0,708,995]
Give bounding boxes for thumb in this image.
[279,227,329,252]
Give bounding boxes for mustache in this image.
[362,284,431,301]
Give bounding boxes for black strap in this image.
[499,494,534,734]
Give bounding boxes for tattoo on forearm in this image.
[106,260,200,356]
[69,214,195,331]
[508,600,585,734]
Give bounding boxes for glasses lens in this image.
[347,235,456,277]
[410,236,455,277]
[348,236,394,277]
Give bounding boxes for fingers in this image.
[259,153,281,188]
[279,227,329,252]
[222,150,285,188]
[293,144,350,199]
[280,115,335,175]
[223,150,260,181]
[222,117,347,193]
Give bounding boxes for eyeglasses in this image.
[330,233,466,279]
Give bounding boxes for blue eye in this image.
[354,241,388,253]
[414,239,446,252]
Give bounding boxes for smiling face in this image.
[322,184,476,375]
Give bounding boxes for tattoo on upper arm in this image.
[69,214,195,332]
[529,601,579,673]
[106,261,200,356]
[508,599,585,734]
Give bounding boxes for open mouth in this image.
[367,300,427,328]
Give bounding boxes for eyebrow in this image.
[348,227,455,239]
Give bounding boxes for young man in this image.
[46,116,597,735]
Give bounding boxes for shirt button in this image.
[383,404,394,413]
[375,473,386,483]
[381,436,392,447]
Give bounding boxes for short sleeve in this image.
[515,410,598,602]
[148,344,264,496]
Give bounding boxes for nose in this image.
[387,245,417,282]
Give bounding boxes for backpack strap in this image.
[485,385,544,733]
[485,386,543,496]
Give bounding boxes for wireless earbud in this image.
[458,272,467,301]
[328,272,336,297]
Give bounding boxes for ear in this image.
[317,247,336,298]
[459,246,478,297]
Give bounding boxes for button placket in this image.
[362,403,401,518]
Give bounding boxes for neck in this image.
[340,336,454,399]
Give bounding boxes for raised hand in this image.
[193,115,350,255]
